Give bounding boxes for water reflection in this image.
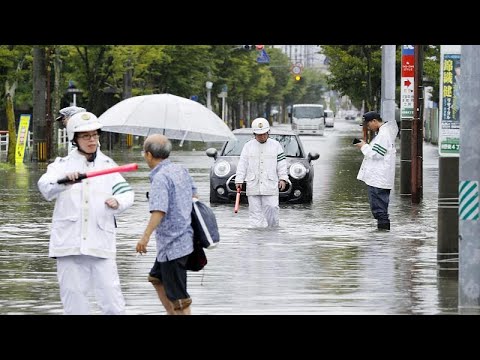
[0,121,458,314]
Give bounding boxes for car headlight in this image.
[289,163,307,179]
[213,160,231,177]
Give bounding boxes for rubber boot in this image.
[377,222,390,231]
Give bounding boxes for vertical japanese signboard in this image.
[15,114,31,164]
[401,45,415,119]
[439,45,461,156]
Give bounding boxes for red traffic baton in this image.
[57,163,138,184]
[234,188,241,213]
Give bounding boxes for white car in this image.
[324,109,335,127]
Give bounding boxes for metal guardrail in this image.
[0,129,68,158]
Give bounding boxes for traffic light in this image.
[242,45,263,50]
[294,75,302,81]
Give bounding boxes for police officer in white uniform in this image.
[38,112,134,314]
[235,118,289,227]
[355,111,399,230]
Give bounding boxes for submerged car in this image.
[206,128,320,204]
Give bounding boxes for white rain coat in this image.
[357,120,399,189]
[235,138,289,195]
[38,149,134,259]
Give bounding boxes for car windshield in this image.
[223,134,302,157]
[293,107,323,118]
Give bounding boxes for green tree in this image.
[423,45,440,104]
[322,45,382,111]
[0,46,32,164]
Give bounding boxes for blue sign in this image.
[402,45,414,55]
[190,95,199,102]
[257,49,270,64]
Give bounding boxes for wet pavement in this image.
[0,118,459,314]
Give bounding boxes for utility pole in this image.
[381,46,396,128]
[458,45,480,313]
[411,45,424,203]
[32,46,47,162]
[437,45,461,274]
[400,45,414,196]
[45,47,53,161]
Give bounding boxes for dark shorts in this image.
[148,255,191,309]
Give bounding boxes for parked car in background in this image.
[206,128,320,204]
[324,109,335,127]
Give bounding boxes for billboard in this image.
[439,45,461,156]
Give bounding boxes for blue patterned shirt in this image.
[148,159,198,261]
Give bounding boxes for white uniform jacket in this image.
[37,150,135,259]
[357,120,399,189]
[235,138,289,196]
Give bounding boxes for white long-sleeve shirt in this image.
[37,149,134,258]
[235,138,288,196]
[357,120,399,189]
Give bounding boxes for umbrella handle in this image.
[234,188,241,213]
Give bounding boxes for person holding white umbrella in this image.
[38,112,134,315]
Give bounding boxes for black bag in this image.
[191,199,220,249]
[185,238,207,271]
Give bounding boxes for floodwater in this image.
[0,118,459,314]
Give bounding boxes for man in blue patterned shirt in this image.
[136,134,198,315]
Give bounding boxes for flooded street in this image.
[0,118,458,314]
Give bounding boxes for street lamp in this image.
[205,81,213,110]
[66,81,82,106]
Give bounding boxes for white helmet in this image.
[67,111,103,135]
[251,117,270,134]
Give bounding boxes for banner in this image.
[15,114,31,164]
[439,45,461,157]
[401,45,415,119]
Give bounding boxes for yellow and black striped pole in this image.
[37,141,47,162]
[126,134,133,148]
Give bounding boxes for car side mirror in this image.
[206,147,218,160]
[308,152,320,162]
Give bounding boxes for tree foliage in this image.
[322,45,382,111]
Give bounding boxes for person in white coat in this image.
[235,118,289,227]
[38,111,135,315]
[55,106,86,153]
[355,111,399,231]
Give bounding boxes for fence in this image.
[423,108,439,145]
[0,129,68,160]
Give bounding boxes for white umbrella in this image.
[98,94,235,143]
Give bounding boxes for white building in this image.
[274,45,327,70]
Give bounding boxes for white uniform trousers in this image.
[248,195,279,228]
[56,255,125,315]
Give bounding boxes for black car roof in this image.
[233,127,297,136]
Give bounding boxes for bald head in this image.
[144,134,172,159]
